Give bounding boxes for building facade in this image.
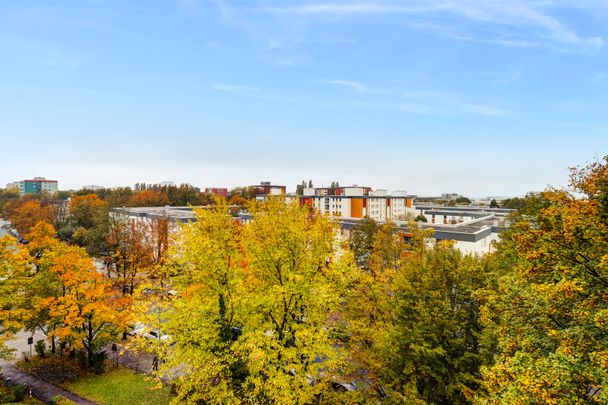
[205,187,228,197]
[10,177,59,195]
[300,186,416,221]
[253,182,286,200]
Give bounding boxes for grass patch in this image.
[66,368,170,405]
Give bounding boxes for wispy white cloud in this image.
[259,1,603,50]
[312,79,367,92]
[397,90,512,117]
[460,103,511,117]
[449,34,540,48]
[214,79,511,117]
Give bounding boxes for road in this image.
[0,219,8,237]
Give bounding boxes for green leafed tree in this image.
[383,246,493,403]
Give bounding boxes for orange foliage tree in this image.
[42,242,130,367]
[70,194,107,229]
[106,215,153,294]
[4,199,54,236]
[129,191,170,207]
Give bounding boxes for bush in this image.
[1,383,27,403]
[90,351,108,375]
[35,339,46,358]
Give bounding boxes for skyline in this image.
[1,1,607,195]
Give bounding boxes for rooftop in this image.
[114,205,508,242]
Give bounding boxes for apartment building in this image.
[205,187,228,197]
[253,181,286,200]
[300,185,416,221]
[8,177,59,195]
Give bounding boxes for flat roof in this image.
[115,206,505,241]
[339,215,506,242]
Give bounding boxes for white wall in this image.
[452,232,500,255]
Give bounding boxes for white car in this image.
[130,322,171,342]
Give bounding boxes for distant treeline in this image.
[0,183,271,214]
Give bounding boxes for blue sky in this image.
[1,0,607,196]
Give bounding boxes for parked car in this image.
[128,322,172,342]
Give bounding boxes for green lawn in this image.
[66,368,171,405]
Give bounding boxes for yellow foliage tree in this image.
[135,198,358,403]
[0,235,32,359]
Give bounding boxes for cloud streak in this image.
[311,79,367,92]
[213,80,511,117]
[259,1,603,50]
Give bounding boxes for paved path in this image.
[1,331,97,404]
[1,362,97,405]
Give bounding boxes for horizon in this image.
[1,1,607,195]
[3,176,545,199]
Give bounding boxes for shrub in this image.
[35,339,46,358]
[90,351,108,374]
[2,383,27,402]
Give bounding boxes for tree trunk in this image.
[87,318,94,368]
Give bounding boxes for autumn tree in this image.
[349,216,378,269]
[136,198,357,403]
[106,214,153,294]
[129,190,170,207]
[4,198,54,236]
[478,156,608,403]
[70,194,109,255]
[21,222,65,354]
[0,189,19,215]
[228,194,247,206]
[0,235,32,360]
[161,184,203,206]
[227,186,256,202]
[344,221,435,401]
[42,242,130,368]
[106,187,134,207]
[146,215,173,283]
